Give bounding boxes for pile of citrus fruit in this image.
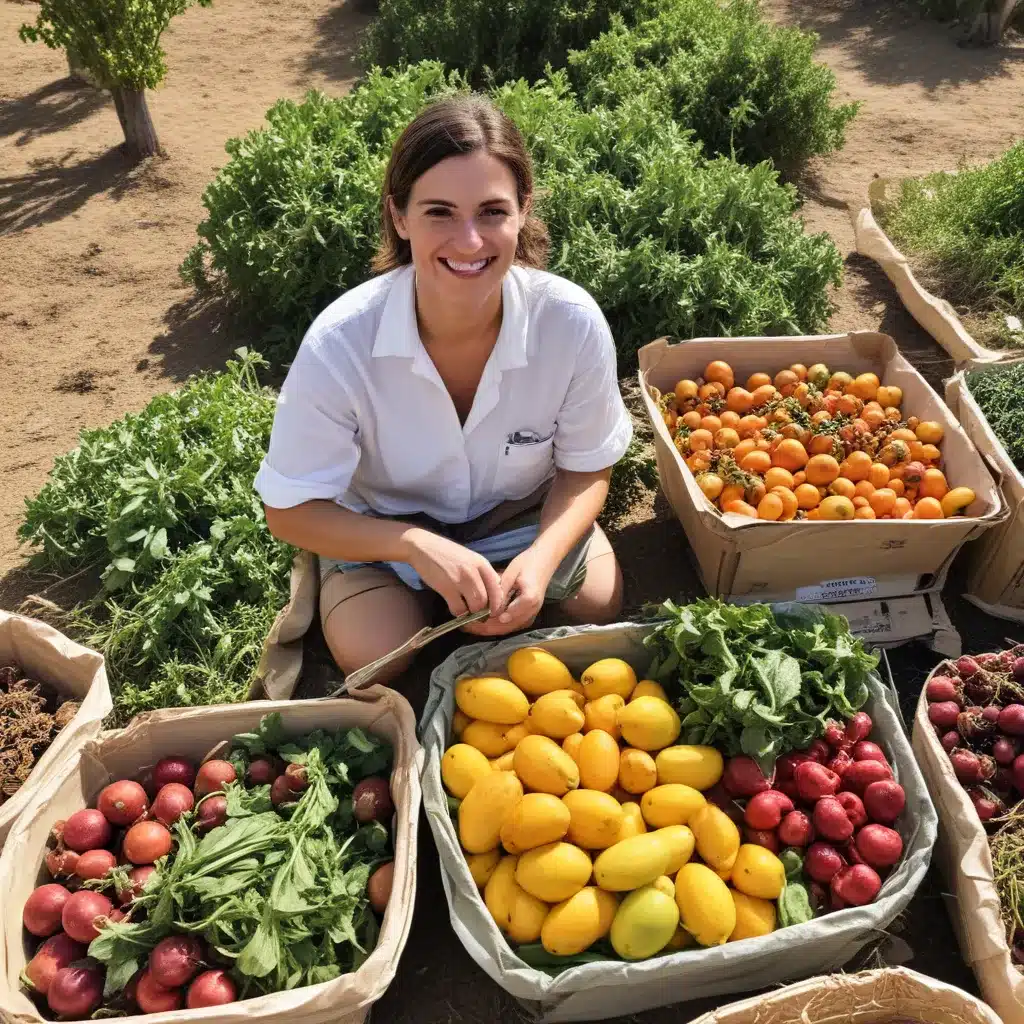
[653,360,976,521]
[442,648,791,961]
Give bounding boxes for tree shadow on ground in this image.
[776,0,1024,90]
[301,0,374,86]
[0,77,108,147]
[0,146,140,233]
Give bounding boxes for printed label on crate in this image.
[795,577,878,602]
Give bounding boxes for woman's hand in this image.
[402,528,505,619]
[462,547,554,637]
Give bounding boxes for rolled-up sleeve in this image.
[254,336,360,509]
[553,311,633,473]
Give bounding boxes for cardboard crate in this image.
[946,365,1024,621]
[638,331,1003,609]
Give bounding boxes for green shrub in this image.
[184,63,842,367]
[878,142,1024,349]
[567,0,859,170]
[17,350,293,723]
[361,0,658,90]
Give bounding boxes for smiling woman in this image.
[256,95,633,685]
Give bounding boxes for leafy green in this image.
[88,718,393,995]
[644,598,876,772]
[877,141,1024,350]
[778,880,815,927]
[966,361,1024,474]
[17,350,293,724]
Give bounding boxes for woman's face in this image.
[391,150,528,315]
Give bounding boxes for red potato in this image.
[863,781,906,825]
[47,965,104,1018]
[368,861,395,914]
[151,783,195,826]
[97,780,149,827]
[187,969,238,1008]
[62,809,112,852]
[926,676,960,703]
[813,796,855,843]
[774,751,814,783]
[194,760,237,798]
[831,863,882,907]
[353,777,394,823]
[136,969,184,1013]
[805,842,845,884]
[778,810,814,847]
[999,706,1024,737]
[835,792,867,830]
[61,890,113,943]
[795,761,841,803]
[24,934,87,996]
[149,935,203,987]
[826,751,853,778]
[75,849,118,881]
[153,756,197,790]
[844,712,873,743]
[23,884,71,938]
[123,820,173,864]
[852,741,887,765]
[743,827,780,853]
[45,849,79,880]
[841,759,893,795]
[928,702,961,729]
[856,824,903,869]
[743,790,793,830]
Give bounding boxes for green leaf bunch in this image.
[17,350,293,723]
[966,361,1024,474]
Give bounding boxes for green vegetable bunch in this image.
[17,350,292,723]
[878,141,1024,350]
[182,62,841,368]
[644,599,877,771]
[966,361,1024,474]
[568,0,859,171]
[89,715,393,996]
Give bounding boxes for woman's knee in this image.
[558,551,624,625]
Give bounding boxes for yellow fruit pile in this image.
[442,647,788,961]
[650,359,976,522]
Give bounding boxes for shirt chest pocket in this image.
[495,431,556,500]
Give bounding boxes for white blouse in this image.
[254,264,633,525]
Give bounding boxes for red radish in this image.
[841,760,893,794]
[808,881,827,909]
[805,739,831,763]
[246,758,279,786]
[835,791,867,829]
[950,748,985,784]
[926,677,959,703]
[831,863,882,906]
[45,849,79,880]
[957,655,980,678]
[777,778,801,802]
[969,787,1005,822]
[151,783,194,826]
[353,777,394,823]
[153,756,196,790]
[135,766,158,800]
[856,824,903,868]
[775,751,814,783]
[194,760,237,797]
[778,810,814,847]
[62,809,112,852]
[23,885,71,937]
[813,797,855,842]
[1014,754,1024,794]
[197,794,228,831]
[285,763,309,792]
[844,712,873,743]
[842,838,866,867]
[119,865,157,905]
[994,767,1016,795]
[187,969,238,1008]
[135,968,184,1013]
[743,827,780,853]
[721,756,774,797]
[270,775,293,807]
[852,741,887,765]
[1014,657,1024,683]
[863,781,906,824]
[805,842,845,884]
[61,890,113,943]
[928,702,961,729]
[823,721,846,747]
[743,790,793,830]
[959,707,997,741]
[97,780,149,827]
[24,934,87,996]
[123,820,172,864]
[795,761,841,802]
[982,705,1002,723]
[108,908,127,924]
[976,653,1000,667]
[75,849,117,881]
[999,706,1024,737]
[149,934,203,987]
[940,731,960,755]
[826,751,854,778]
[47,965,104,1018]
[367,861,395,913]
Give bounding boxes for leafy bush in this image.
[966,361,1024,474]
[18,350,293,723]
[361,0,657,90]
[184,63,842,367]
[567,0,859,170]
[878,141,1024,349]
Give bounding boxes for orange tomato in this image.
[746,478,767,506]
[681,410,702,431]
[792,471,807,486]
[764,467,795,491]
[853,496,870,509]
[908,441,928,462]
[699,382,726,402]
[750,384,777,409]
[885,406,903,422]
[811,411,832,426]
[855,506,877,519]
[868,488,897,517]
[805,454,841,486]
[774,369,800,395]
[840,451,873,482]
[876,385,902,408]
[689,429,715,452]
[794,382,811,407]
[726,388,753,414]
[806,507,821,521]
[746,372,772,391]
[902,461,926,485]
[719,410,741,428]
[771,486,799,521]
[772,439,809,472]
[808,434,837,456]
[913,497,944,519]
[780,423,811,447]
[723,499,758,518]
[848,373,880,402]
[734,439,757,463]
[819,495,856,520]
[704,361,735,391]
[686,452,711,473]
[790,363,808,382]
[757,493,785,521]
[862,407,886,431]
[720,484,746,507]
[915,421,944,445]
[893,497,912,518]
[918,468,949,500]
[906,416,920,431]
[740,450,772,475]
[755,437,772,452]
[837,394,863,418]
[868,463,890,488]
[828,372,854,393]
[715,428,741,449]
[920,444,941,463]
[697,473,724,501]
[889,478,905,497]
[675,379,699,403]
[829,478,857,499]
[854,480,876,500]
[701,415,723,434]
[794,483,822,509]
[737,415,763,439]
[890,428,918,444]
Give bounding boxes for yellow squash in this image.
[483,855,519,930]
[652,825,695,873]
[674,863,736,947]
[513,734,581,795]
[617,697,681,751]
[455,676,530,725]
[562,789,624,850]
[541,886,618,956]
[617,801,648,841]
[655,745,724,791]
[630,680,669,703]
[528,690,586,739]
[609,885,680,960]
[500,793,571,855]
[618,748,658,795]
[458,771,523,854]
[729,890,776,942]
[731,845,786,901]
[583,694,625,739]
[461,720,519,758]
[690,804,741,872]
[578,730,621,791]
[593,832,671,891]
[516,842,593,903]
[640,784,706,828]
[466,849,501,888]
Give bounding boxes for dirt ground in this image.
[3,0,1024,1019]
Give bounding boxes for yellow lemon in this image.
[731,845,786,901]
[581,658,637,701]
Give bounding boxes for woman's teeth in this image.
[442,257,491,274]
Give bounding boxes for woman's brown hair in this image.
[371,94,550,274]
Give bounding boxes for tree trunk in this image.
[66,46,98,86]
[966,0,1019,43]
[112,87,162,160]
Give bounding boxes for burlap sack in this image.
[0,694,422,1024]
[691,966,1000,1024]
[421,620,938,1023]
[912,671,1024,1023]
[0,611,112,850]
